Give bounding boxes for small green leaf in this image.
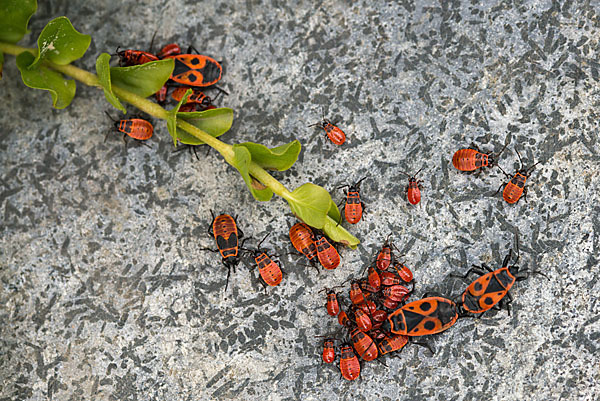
[231,145,274,201]
[327,199,342,224]
[237,140,301,171]
[95,53,125,113]
[110,59,174,98]
[287,183,332,228]
[31,16,91,68]
[0,0,37,44]
[16,51,75,109]
[167,88,192,146]
[322,216,360,248]
[176,108,234,145]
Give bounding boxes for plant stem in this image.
[0,41,359,247]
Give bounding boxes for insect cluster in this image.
[317,235,545,381]
[452,143,541,204]
[106,36,226,145]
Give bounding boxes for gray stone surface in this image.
[1,0,599,400]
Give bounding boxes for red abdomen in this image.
[255,253,282,286]
[118,119,153,140]
[324,124,346,145]
[344,192,363,224]
[407,183,421,205]
[212,214,239,259]
[503,174,526,204]
[315,237,340,269]
[452,149,486,171]
[289,223,317,260]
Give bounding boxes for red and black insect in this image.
[171,86,216,109]
[384,296,459,336]
[378,334,409,356]
[314,232,341,270]
[336,176,367,224]
[350,328,378,362]
[165,47,223,87]
[353,308,373,332]
[105,112,153,143]
[400,167,424,205]
[308,112,346,146]
[453,240,547,315]
[321,288,341,316]
[391,262,414,284]
[376,234,398,271]
[339,344,361,381]
[289,222,318,264]
[338,309,351,327]
[201,212,245,290]
[452,142,507,172]
[116,47,159,67]
[157,43,182,59]
[321,338,336,364]
[381,284,412,303]
[366,265,381,291]
[246,234,283,287]
[155,84,168,105]
[495,149,541,204]
[349,282,367,305]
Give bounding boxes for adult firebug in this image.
[384,296,459,336]
[165,49,223,87]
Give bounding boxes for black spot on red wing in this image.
[474,282,482,291]
[484,297,495,305]
[424,321,436,331]
[187,73,197,82]
[190,57,200,65]
[419,301,432,311]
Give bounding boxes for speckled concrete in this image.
[1,0,599,400]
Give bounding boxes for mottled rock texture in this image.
[1,0,599,400]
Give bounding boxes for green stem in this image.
[1,41,359,247]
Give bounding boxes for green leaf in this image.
[95,53,125,113]
[16,51,75,109]
[231,145,274,201]
[110,59,174,98]
[322,216,360,248]
[327,199,342,224]
[176,108,234,145]
[0,0,37,44]
[237,140,301,171]
[167,88,191,146]
[287,183,332,228]
[31,16,91,68]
